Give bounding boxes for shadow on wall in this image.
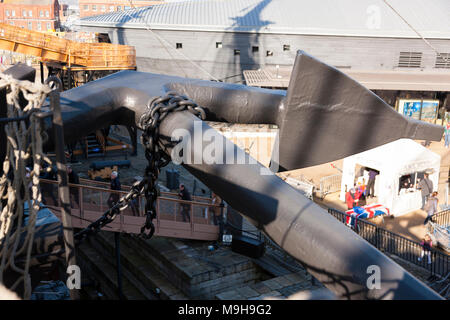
[212,0,274,83]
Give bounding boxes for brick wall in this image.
[0,0,60,31]
[79,0,164,18]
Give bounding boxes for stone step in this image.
[215,271,317,300]
[122,236,262,299]
[252,255,292,277]
[77,239,148,300]
[87,232,159,300]
[122,236,193,288]
[95,232,187,300]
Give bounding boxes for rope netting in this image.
[0,72,52,299]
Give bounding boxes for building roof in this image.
[244,67,450,91]
[78,0,450,39]
[344,138,440,176]
[2,0,55,5]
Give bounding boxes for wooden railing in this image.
[40,179,220,241]
[0,23,136,69]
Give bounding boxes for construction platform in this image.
[0,23,136,70]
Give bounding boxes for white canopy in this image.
[340,139,440,216]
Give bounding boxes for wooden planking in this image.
[0,23,135,69]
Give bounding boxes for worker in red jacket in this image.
[345,187,359,210]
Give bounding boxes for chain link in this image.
[138,91,205,239]
[74,91,205,241]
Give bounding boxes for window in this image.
[22,10,27,17]
[29,10,32,17]
[398,52,422,68]
[37,22,42,31]
[45,10,49,17]
[109,6,115,12]
[27,22,32,30]
[40,10,44,17]
[46,22,51,30]
[11,10,15,17]
[216,42,222,48]
[435,53,450,69]
[234,49,240,55]
[124,6,131,10]
[266,50,273,57]
[83,5,89,11]
[5,10,9,17]
[176,43,182,49]
[92,5,97,12]
[283,44,290,51]
[101,5,106,12]
[252,46,259,53]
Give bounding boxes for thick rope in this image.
[0,72,51,299]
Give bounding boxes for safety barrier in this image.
[39,179,219,241]
[328,208,450,278]
[317,173,342,199]
[432,209,450,227]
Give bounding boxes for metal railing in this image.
[39,179,220,241]
[328,208,450,278]
[318,173,342,199]
[431,209,450,227]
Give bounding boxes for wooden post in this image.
[190,203,194,235]
[50,90,79,300]
[39,62,44,84]
[79,185,83,227]
[114,232,124,300]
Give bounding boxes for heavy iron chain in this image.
[74,91,205,242]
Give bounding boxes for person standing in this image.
[178,184,192,222]
[211,192,224,241]
[345,187,358,210]
[366,169,378,198]
[423,191,438,225]
[107,171,121,208]
[418,234,433,264]
[418,173,433,209]
[445,122,450,148]
[40,164,57,205]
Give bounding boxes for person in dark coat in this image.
[423,191,438,225]
[178,183,191,222]
[107,171,122,208]
[366,169,378,198]
[418,173,433,209]
[211,192,225,241]
[40,164,57,205]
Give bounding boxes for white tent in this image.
[339,139,440,217]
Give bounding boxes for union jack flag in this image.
[345,204,390,227]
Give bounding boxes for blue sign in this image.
[399,100,439,120]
